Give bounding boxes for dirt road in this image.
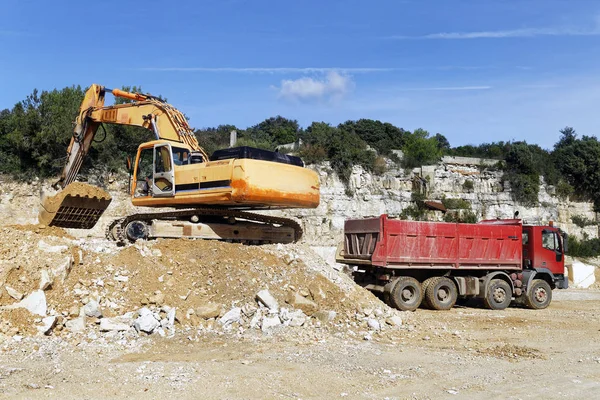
[2,291,599,399]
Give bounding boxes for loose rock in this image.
[219,307,242,326]
[37,316,57,335]
[196,303,221,319]
[256,289,279,311]
[133,308,160,333]
[83,299,102,318]
[261,315,282,331]
[286,292,318,316]
[39,270,53,290]
[5,286,24,301]
[313,310,337,324]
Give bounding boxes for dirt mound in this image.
[8,224,74,239]
[0,226,395,337]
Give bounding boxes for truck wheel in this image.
[483,279,512,310]
[425,277,457,311]
[524,279,552,310]
[421,277,437,309]
[389,277,423,311]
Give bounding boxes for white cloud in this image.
[136,67,392,74]
[134,66,515,73]
[394,86,492,91]
[389,23,600,40]
[276,71,354,101]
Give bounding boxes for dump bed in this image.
[342,215,522,270]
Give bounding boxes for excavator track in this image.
[105,208,303,245]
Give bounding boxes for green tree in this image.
[554,134,600,209]
[244,116,300,147]
[402,128,442,168]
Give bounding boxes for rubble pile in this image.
[0,225,406,342]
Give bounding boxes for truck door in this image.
[539,229,564,274]
[152,143,175,197]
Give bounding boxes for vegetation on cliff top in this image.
[1,86,599,210]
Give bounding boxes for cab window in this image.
[542,231,556,251]
[155,146,172,173]
[522,232,529,245]
[137,148,154,180]
[172,147,190,166]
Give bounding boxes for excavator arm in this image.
[57,84,208,188]
[42,84,210,229]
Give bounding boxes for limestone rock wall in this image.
[1,157,598,247]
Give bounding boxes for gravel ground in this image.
[1,291,599,399]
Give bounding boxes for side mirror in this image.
[561,232,569,254]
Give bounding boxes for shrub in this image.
[555,180,574,201]
[442,198,471,210]
[444,210,477,223]
[566,237,600,257]
[298,144,327,165]
[462,180,474,192]
[373,156,387,175]
[571,215,596,228]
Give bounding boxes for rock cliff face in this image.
[1,157,598,246]
[281,157,599,246]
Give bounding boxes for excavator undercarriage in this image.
[106,208,302,245]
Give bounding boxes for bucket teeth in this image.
[39,183,112,229]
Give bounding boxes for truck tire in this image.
[483,279,512,310]
[421,277,437,309]
[425,277,457,311]
[389,277,423,311]
[524,279,552,310]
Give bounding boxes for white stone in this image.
[166,308,176,328]
[256,289,279,311]
[39,270,52,290]
[10,290,47,316]
[261,315,282,331]
[37,240,68,253]
[385,316,403,327]
[288,310,307,327]
[250,309,262,329]
[114,275,129,282]
[570,261,596,289]
[5,286,23,300]
[37,316,57,335]
[367,318,381,331]
[83,299,102,318]
[219,307,242,326]
[313,310,337,323]
[65,316,86,332]
[100,317,132,332]
[52,257,73,282]
[133,308,160,333]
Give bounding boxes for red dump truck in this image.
[337,215,568,311]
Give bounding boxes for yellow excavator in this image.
[39,84,320,244]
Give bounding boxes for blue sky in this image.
[1,0,599,148]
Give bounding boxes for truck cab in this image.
[522,224,568,289]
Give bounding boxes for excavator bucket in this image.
[39,182,112,229]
